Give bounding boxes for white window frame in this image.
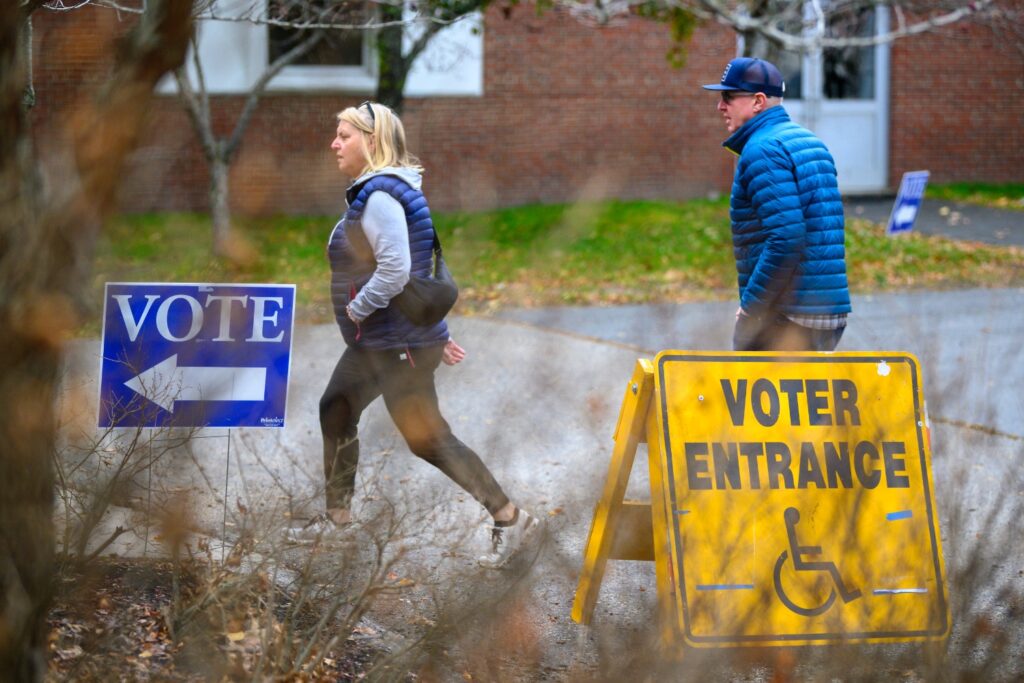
[267,1,377,93]
[159,1,483,97]
[738,3,890,193]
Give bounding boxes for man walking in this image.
[704,57,851,352]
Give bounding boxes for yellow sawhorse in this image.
[571,352,949,652]
[570,359,678,645]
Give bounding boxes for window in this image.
[775,49,805,101]
[748,8,805,100]
[757,1,878,101]
[160,3,482,96]
[823,5,876,100]
[267,1,370,67]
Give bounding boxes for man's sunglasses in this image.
[360,100,376,127]
[721,91,758,104]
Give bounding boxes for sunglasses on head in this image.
[721,90,758,104]
[360,100,375,127]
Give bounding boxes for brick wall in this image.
[30,5,122,196]
[29,4,1024,216]
[30,4,737,214]
[889,19,1024,184]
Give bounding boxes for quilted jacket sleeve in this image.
[740,139,807,316]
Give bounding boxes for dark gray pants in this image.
[733,312,845,352]
[319,344,510,515]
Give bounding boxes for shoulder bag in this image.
[393,233,458,326]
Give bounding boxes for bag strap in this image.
[348,178,447,274]
[428,233,444,277]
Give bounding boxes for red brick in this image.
[29,4,1024,216]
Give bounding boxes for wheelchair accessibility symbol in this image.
[773,507,862,617]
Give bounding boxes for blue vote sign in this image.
[99,283,296,428]
[886,170,930,235]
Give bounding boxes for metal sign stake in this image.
[221,429,231,563]
[96,282,296,567]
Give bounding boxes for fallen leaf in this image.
[55,645,84,660]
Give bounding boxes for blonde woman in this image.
[296,102,537,568]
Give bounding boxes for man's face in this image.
[716,90,761,133]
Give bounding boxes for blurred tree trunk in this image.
[210,155,232,251]
[375,1,408,112]
[0,1,192,680]
[376,0,486,114]
[174,29,322,258]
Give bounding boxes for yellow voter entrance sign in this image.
[572,351,949,649]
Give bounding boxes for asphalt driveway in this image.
[844,195,1024,247]
[60,283,1024,679]
[55,190,1023,679]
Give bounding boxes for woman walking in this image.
[297,101,536,568]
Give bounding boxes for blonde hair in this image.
[336,102,423,176]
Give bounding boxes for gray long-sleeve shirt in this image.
[345,167,423,321]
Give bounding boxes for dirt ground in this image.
[47,557,383,682]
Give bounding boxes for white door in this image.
[773,6,890,193]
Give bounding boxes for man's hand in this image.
[442,339,466,366]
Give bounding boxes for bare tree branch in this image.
[406,11,450,66]
[45,0,477,32]
[34,0,489,253]
[169,20,326,255]
[226,28,323,158]
[173,35,217,160]
[557,0,1004,50]
[19,0,52,17]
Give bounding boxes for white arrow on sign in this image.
[124,354,267,413]
[894,204,918,226]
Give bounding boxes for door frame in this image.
[781,7,891,194]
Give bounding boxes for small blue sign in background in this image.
[886,170,930,235]
[99,283,296,428]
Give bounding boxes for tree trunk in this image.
[1,7,56,680]
[0,2,192,679]
[210,154,232,256]
[375,3,408,114]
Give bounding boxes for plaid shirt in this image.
[785,313,848,330]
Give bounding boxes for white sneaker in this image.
[285,513,345,544]
[477,509,540,569]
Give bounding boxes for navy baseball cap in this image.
[703,57,785,97]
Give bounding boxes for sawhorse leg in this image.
[572,359,654,624]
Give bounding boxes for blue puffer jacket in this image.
[723,106,851,317]
[327,174,448,350]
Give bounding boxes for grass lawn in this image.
[90,198,1024,331]
[927,182,1024,210]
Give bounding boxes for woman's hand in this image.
[442,339,466,366]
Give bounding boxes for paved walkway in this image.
[843,195,1024,247]
[61,283,1024,678]
[492,288,1024,438]
[57,198,1022,678]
